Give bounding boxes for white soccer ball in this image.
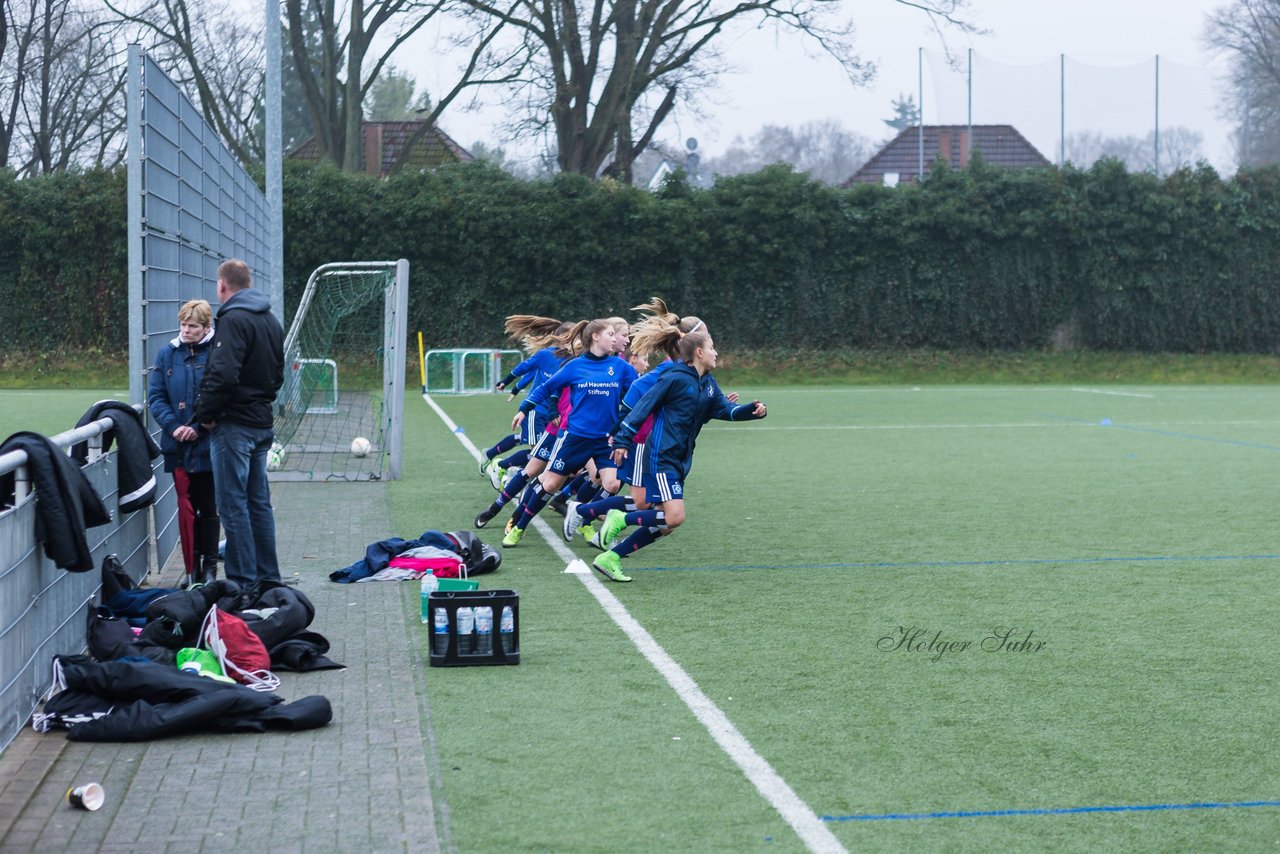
[267,443,285,472]
[350,436,372,457]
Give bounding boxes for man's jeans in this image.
[210,421,281,586]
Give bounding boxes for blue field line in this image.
[1040,413,1280,452]
[634,553,1280,573]
[823,799,1280,822]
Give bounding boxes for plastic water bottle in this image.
[474,606,493,656]
[420,575,438,624]
[432,607,449,656]
[499,605,515,654]
[456,606,475,654]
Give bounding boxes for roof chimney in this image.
[363,124,383,177]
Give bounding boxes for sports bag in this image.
[197,606,279,692]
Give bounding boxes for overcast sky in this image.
[412,0,1235,171]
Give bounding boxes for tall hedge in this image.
[0,169,127,353]
[5,158,1280,356]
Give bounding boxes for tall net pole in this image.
[266,0,284,324]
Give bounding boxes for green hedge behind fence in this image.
[5,157,1280,356]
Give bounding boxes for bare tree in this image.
[0,0,41,168]
[0,0,128,173]
[19,0,128,174]
[1064,127,1205,174]
[699,119,872,185]
[1203,0,1280,167]
[1159,126,1207,172]
[454,0,973,182]
[108,0,265,167]
[286,0,510,172]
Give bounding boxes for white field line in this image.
[705,419,1280,432]
[422,393,846,854]
[708,422,1068,432]
[1071,387,1155,398]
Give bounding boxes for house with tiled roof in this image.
[289,120,473,177]
[845,124,1051,186]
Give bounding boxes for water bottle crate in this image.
[427,589,520,666]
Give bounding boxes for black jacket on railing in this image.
[0,431,111,572]
[71,400,161,514]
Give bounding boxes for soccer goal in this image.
[273,260,409,481]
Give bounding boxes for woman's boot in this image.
[197,515,221,585]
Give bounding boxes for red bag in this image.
[198,606,279,691]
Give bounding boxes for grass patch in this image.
[0,350,128,388]
[396,386,1280,852]
[714,349,1280,385]
[0,389,129,438]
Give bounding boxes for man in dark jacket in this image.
[197,259,284,589]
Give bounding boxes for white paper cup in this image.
[66,782,104,811]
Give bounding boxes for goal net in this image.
[272,260,409,481]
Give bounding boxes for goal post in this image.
[274,259,409,481]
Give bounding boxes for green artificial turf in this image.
[396,386,1280,852]
[0,389,129,440]
[1,381,1274,850]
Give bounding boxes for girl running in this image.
[478,316,569,489]
[590,322,767,582]
[501,319,637,547]
[564,298,705,545]
[473,321,579,528]
[550,315,636,516]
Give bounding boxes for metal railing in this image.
[0,407,152,754]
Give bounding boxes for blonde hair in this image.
[628,316,684,361]
[632,296,704,336]
[178,299,212,327]
[504,316,573,352]
[551,319,612,358]
[675,329,711,362]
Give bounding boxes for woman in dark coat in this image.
[148,299,219,586]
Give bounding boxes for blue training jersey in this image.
[510,347,566,418]
[621,359,677,411]
[613,362,764,479]
[521,352,636,439]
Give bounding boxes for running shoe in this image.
[586,526,604,550]
[502,526,524,548]
[600,508,628,549]
[475,507,495,528]
[486,458,503,491]
[562,500,583,542]
[504,515,517,536]
[478,454,490,476]
[591,550,631,582]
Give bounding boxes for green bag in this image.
[176,647,235,683]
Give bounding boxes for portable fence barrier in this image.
[0,407,154,754]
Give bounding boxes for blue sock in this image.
[488,470,528,512]
[501,449,530,470]
[561,473,588,499]
[515,482,551,529]
[576,481,602,503]
[613,525,661,557]
[485,434,518,459]
[626,509,664,528]
[579,494,626,520]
